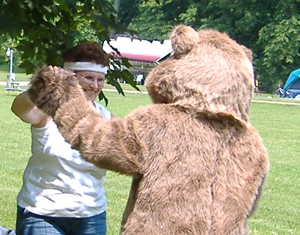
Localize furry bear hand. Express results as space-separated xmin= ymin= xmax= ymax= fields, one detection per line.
xmin=28 ymin=65 xmax=80 ymax=117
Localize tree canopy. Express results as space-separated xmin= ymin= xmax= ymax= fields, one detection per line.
xmin=119 ymin=0 xmax=300 ymax=92
xmin=1 ymin=1 xmax=122 ymax=69
xmin=1 ymin=0 xmax=300 ymax=92
xmin=0 ymin=0 xmax=143 ymax=100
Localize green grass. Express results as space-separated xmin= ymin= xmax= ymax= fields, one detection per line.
xmin=0 ymin=86 xmax=151 ymax=233
xmin=0 ymin=85 xmax=299 ymax=234
xmin=0 ymin=70 xmax=31 ymax=82
xmin=248 ymin=103 xmax=300 ymax=234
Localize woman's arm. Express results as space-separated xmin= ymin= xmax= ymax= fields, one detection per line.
xmin=11 ymin=91 xmax=51 ymax=127
xmin=26 ymin=66 xmax=142 ymax=174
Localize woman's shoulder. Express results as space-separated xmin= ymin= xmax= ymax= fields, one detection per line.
xmin=93 ymin=101 xmax=112 ymax=120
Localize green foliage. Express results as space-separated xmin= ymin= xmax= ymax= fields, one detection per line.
xmin=0 ymin=0 xmax=142 ymax=97
xmin=258 ymin=16 xmax=300 ymax=90
xmin=0 ymin=0 xmax=124 ymax=72
xmin=120 ymin=0 xmax=300 ymax=93
xmin=0 ymin=37 xmax=20 ymax=68
xmin=127 ymin=1 xmax=173 ymax=41
xmin=117 ymin=0 xmax=141 ymax=29
xmin=2 ymin=0 xmax=300 ymax=93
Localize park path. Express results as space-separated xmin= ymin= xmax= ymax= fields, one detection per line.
xmin=251 ymin=99 xmax=300 ymax=106
xmin=1 ymin=82 xmax=300 ymax=106
xmin=102 ymin=88 xmax=300 ymax=106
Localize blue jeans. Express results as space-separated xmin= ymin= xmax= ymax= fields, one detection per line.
xmin=16 ymin=206 xmax=106 ymax=235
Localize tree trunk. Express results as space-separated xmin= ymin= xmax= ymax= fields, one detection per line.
xmin=109 ymin=0 xmax=121 ymax=38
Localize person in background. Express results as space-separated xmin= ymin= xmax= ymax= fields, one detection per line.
xmin=254 ymin=73 xmax=261 ymax=97
xmin=11 ymin=41 xmax=113 ymax=235
xmin=135 ymin=72 xmax=145 ymax=85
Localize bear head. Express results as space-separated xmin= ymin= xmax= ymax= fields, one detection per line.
xmin=145 ymin=25 xmax=254 ymax=122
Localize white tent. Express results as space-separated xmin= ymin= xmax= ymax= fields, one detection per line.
xmin=103 ymin=37 xmax=172 ymax=64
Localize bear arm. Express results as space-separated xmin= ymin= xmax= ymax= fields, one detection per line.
xmin=28 ymin=65 xmax=82 ymax=117
xmin=244 ymin=129 xmax=269 ymax=218
xmin=247 ymin=174 xmax=266 ymax=218
xmin=54 ymin=98 xmax=143 ymax=175
xmin=121 ymin=174 xmax=142 ymax=230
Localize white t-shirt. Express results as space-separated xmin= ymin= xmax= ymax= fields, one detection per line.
xmin=17 ymin=102 xmax=112 ymax=218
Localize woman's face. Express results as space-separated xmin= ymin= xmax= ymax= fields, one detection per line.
xmin=76 ymin=71 xmax=105 ymax=102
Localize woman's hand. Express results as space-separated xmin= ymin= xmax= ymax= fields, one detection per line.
xmin=28 ymin=65 xmax=80 ymax=117
xmin=49 ymin=65 xmax=75 ymax=80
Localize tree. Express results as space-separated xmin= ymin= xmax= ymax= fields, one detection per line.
xmin=3 ymin=0 xmax=300 ymax=93
xmin=256 ymin=6 xmax=300 ymax=90
xmin=0 ymin=0 xmax=140 ymax=102
xmin=1 ymin=1 xmax=119 ymax=70
xmin=124 ymin=0 xmax=300 ymax=92
xmin=109 ymin=0 xmax=161 ymax=38
xmin=124 ymin=0 xmax=181 ymax=41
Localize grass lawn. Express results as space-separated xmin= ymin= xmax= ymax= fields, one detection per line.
xmin=0 ymin=81 xmax=299 ymax=234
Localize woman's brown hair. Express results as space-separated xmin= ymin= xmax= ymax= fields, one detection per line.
xmin=61 ymin=41 xmax=109 ymax=66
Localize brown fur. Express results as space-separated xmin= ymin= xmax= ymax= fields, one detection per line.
xmin=28 ymin=25 xmax=269 ymax=234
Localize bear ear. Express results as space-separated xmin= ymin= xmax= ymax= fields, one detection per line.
xmin=170 ymin=25 xmax=199 ymax=58
xmin=240 ymin=45 xmax=253 ymax=63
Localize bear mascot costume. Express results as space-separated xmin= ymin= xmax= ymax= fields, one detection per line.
xmin=28 ymin=25 xmax=269 ymax=234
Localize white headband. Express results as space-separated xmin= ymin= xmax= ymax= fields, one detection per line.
xmin=63 ymin=62 xmax=108 ymax=74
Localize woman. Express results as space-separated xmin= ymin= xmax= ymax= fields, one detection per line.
xmin=11 ymin=42 xmax=113 ymax=235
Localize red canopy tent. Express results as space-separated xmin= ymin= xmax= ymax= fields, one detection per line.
xmin=103 ymin=37 xmax=172 ymax=64
xmin=109 ymin=52 xmax=161 ymax=64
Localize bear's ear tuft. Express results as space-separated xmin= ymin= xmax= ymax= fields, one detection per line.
xmin=170 ymin=25 xmax=199 ymax=58
xmin=240 ymin=45 xmax=253 ymax=63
